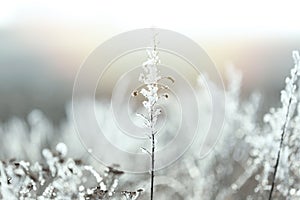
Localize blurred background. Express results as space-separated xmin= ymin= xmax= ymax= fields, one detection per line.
xmin=1 ymin=0 xmax=300 ymax=123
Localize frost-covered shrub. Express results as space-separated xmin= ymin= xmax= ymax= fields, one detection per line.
xmin=0 ymin=143 xmax=126 ymax=199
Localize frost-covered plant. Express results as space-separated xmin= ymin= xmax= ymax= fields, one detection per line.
xmin=230 ymin=51 xmax=300 ymax=200
xmin=194 ymin=66 xmax=261 ymax=200
xmin=132 ymin=38 xmax=174 ymax=200
xmin=0 ymin=143 xmax=126 ymax=199
xmin=266 ymin=51 xmax=300 ymax=199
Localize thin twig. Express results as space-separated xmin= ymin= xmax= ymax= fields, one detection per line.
xmin=268 ymin=99 xmax=292 ymax=199
xmin=150 ymin=108 xmax=155 ymax=200
xmin=268 ymin=74 xmax=297 ymax=200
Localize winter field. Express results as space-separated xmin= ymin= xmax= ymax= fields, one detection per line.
xmin=1 ymin=2 xmax=300 ymax=200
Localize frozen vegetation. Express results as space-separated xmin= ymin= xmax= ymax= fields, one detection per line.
xmin=0 ymin=51 xmax=300 ymax=199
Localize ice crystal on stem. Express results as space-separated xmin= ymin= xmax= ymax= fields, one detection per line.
xmin=132 ymin=37 xmax=174 ymax=200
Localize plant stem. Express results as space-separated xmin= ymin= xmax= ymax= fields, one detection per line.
xmin=150 ymin=108 xmax=155 ymax=200
xmin=151 ymin=132 xmax=155 ymax=200
xmin=268 ymin=98 xmax=292 ymax=200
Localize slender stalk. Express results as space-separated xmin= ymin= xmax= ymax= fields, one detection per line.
xmin=268 ymin=89 xmax=294 ymax=200
xmin=268 ymin=52 xmax=300 ymax=199
xmin=150 ymin=133 xmax=155 ymax=200
xmin=150 ymin=108 xmax=155 ymax=200
xmin=133 ymin=37 xmax=173 ymax=199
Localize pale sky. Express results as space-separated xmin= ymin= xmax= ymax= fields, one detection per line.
xmin=1 ymin=0 xmax=300 ymax=37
